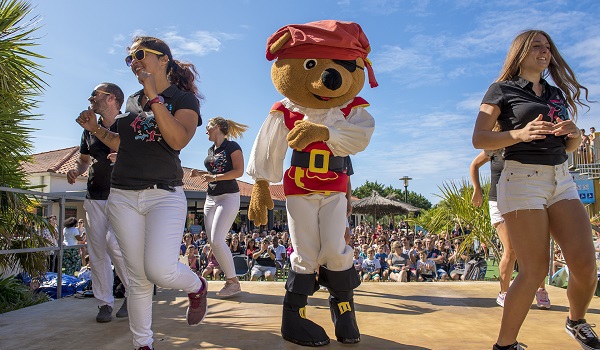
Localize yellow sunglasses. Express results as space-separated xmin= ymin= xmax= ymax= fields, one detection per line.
xmin=125 ymin=48 xmax=164 ymax=67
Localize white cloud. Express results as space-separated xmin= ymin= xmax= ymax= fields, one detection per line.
xmin=373 ymin=45 xmax=444 ymax=86
xmin=456 ymin=92 xmax=485 ymax=113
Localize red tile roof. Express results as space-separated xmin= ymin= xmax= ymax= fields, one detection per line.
xmin=23 ymin=146 xmax=286 ymax=201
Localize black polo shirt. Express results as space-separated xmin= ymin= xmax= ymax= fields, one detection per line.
xmin=204 ymin=139 xmax=241 ymax=196
xmin=111 ymin=85 xmax=201 ymax=190
xmin=482 ymin=77 xmax=569 ymax=165
xmin=79 ymin=118 xmax=119 ymax=200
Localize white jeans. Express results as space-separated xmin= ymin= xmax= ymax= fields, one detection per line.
xmin=204 ymin=192 xmax=240 ymax=279
xmin=108 ymin=187 xmax=201 ymax=349
xmin=83 ymin=199 xmax=129 ymax=308
xmin=286 ymin=192 xmax=353 ymax=273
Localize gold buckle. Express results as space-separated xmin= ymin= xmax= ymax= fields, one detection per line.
xmin=299 ymin=307 xmax=307 ymax=319
xmin=308 ymin=149 xmax=329 ymax=174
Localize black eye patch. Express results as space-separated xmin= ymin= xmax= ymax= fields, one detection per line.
xmin=332 ymin=59 xmax=363 ymax=72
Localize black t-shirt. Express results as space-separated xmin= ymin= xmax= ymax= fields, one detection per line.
xmin=426 ymin=248 xmax=445 ymax=270
xmin=204 ymin=139 xmax=241 ymax=196
xmin=255 ymin=249 xmax=276 ymax=267
xmin=481 ymin=77 xmax=569 ymax=165
xmin=79 ymin=119 xmax=119 ymax=200
xmin=111 ymin=85 xmax=201 ymax=190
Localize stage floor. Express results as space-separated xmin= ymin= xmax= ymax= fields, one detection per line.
xmin=1 ymin=281 xmax=598 ymax=349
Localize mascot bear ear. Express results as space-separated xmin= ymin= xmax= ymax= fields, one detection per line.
xmin=268 ymin=32 xmax=291 ymax=56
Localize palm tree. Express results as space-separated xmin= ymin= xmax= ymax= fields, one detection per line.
xmin=414 ymin=178 xmax=499 ymax=259
xmin=0 ymin=0 xmax=49 ymax=277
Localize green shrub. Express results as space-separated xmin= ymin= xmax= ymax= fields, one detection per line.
xmin=0 ymin=275 xmax=50 ymax=314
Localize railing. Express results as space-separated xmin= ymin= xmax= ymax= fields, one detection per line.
xmin=0 ymin=186 xmax=85 ymax=299
xmin=568 ymin=143 xmax=600 ymax=179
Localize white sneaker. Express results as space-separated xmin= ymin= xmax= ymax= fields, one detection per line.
xmin=216 ymin=280 xmax=241 ymax=298
xmin=496 ymin=292 xmax=507 ymax=307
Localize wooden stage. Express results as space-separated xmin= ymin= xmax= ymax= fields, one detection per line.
xmin=1 ymin=281 xmax=598 ymax=349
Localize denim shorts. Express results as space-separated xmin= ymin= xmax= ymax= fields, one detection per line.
xmin=497 ymin=160 xmax=579 ymax=215
xmin=488 ymin=201 xmax=504 ymax=225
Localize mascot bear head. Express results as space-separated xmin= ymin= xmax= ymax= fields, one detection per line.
xmin=266 ymin=20 xmax=377 ymax=109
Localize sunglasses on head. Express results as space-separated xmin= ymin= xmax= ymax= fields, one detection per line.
xmin=91 ymin=90 xmax=111 ymax=97
xmin=125 ymin=48 xmax=165 ymax=67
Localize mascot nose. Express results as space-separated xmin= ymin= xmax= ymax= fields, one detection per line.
xmin=322 ymin=68 xmax=342 ymax=91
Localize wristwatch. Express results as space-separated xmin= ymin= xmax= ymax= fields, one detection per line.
xmin=148 ymin=95 xmax=164 ymax=106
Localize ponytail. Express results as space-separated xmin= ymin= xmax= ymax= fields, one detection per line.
xmin=168 ymin=59 xmax=203 ymax=99
xmin=208 ymin=117 xmax=249 ymax=139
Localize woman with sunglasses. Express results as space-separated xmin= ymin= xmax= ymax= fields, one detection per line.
xmin=77 ymin=36 xmax=205 ymax=350
xmin=473 ymin=30 xmax=598 ymax=350
xmin=191 ymin=117 xmax=248 ymax=298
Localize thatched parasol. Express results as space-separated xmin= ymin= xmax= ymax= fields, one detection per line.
xmin=351 ymin=190 xmax=421 ymax=224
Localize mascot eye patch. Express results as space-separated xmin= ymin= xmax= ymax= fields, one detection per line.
xmin=304 ymin=59 xmax=317 ymax=70
xmin=332 ymin=59 xmax=363 ymax=72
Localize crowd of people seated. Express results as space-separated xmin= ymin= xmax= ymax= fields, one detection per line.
xmin=178 ymin=219 xmax=496 ymax=284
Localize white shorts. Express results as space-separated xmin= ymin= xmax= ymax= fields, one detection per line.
xmin=497 ymin=160 xmax=579 ymax=215
xmin=488 ymin=201 xmax=504 ymax=226
xmin=251 ymin=265 xmax=276 ymax=277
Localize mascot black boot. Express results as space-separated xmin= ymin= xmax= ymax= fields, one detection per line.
xmin=281 ymin=271 xmax=330 ymax=347
xmin=319 ymin=266 xmax=361 ymax=344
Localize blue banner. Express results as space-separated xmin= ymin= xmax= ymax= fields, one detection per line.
xmin=571 ymin=172 xmax=596 ymax=204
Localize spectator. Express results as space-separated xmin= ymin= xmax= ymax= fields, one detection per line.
xmin=448 ymin=241 xmax=469 ymax=281
xmin=202 ymin=245 xmax=222 ymax=281
xmin=359 ymin=244 xmax=369 ymax=259
xmin=352 ymin=247 xmax=364 ymax=275
xmin=451 ymin=223 xmax=463 ymax=237
xmin=62 ymin=217 xmax=84 ymax=276
xmin=375 ymin=245 xmax=389 ymax=281
xmin=424 ymin=238 xmax=449 ymax=281
xmin=189 ymin=218 xmax=202 ymax=236
xmin=246 ymin=238 xmax=257 ymax=259
xmin=180 ymin=233 xmax=197 ymax=256
xmin=229 ymin=236 xmax=245 ymax=257
xmin=250 ymin=238 xmax=277 ymax=281
xmin=42 ymin=215 xmax=59 ymax=273
xmin=590 ymin=126 xmax=598 ymax=162
xmin=196 ymin=231 xmax=208 ymax=248
xmin=361 ymin=248 xmax=381 ymax=282
xmin=270 ymin=238 xmax=287 ymax=269
xmin=417 ymin=250 xmax=436 ymax=281
xmin=186 ymin=245 xmax=201 ymax=276
xmin=388 ymin=241 xmax=411 ymax=282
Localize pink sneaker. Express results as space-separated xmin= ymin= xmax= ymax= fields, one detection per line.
xmin=186 ymin=277 xmax=208 ymax=325
xmin=496 ymin=292 xmax=507 ymax=307
xmin=535 ymin=288 xmax=551 ymax=309
xmin=216 ymin=279 xmax=241 ymax=298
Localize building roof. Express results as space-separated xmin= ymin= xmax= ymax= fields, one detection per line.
xmin=22 ymin=146 xmax=286 ymax=201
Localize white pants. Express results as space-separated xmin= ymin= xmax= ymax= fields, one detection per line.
xmin=286 ymin=192 xmax=353 ymax=273
xmin=83 ymin=199 xmax=129 ymax=308
xmin=204 ymin=192 xmax=240 ymax=279
xmin=108 ymin=187 xmax=201 ymax=349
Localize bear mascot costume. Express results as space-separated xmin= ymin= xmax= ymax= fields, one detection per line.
xmin=246 ymin=20 xmax=377 ymax=346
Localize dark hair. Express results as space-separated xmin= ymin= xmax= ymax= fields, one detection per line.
xmin=99 ymin=82 xmax=125 ymax=109
xmin=64 ymin=217 xmax=78 ymax=228
xmin=129 ymin=36 xmax=203 ymax=100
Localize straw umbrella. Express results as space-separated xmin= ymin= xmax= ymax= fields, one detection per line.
xmin=351 ymin=190 xmax=421 ymax=226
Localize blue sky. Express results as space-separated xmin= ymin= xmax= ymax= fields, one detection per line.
xmin=27 ymin=0 xmax=600 ymax=204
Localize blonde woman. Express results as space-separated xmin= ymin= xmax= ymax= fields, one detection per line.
xmin=472 ymin=30 xmax=597 ymax=350
xmin=192 ymin=117 xmax=248 ymax=297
